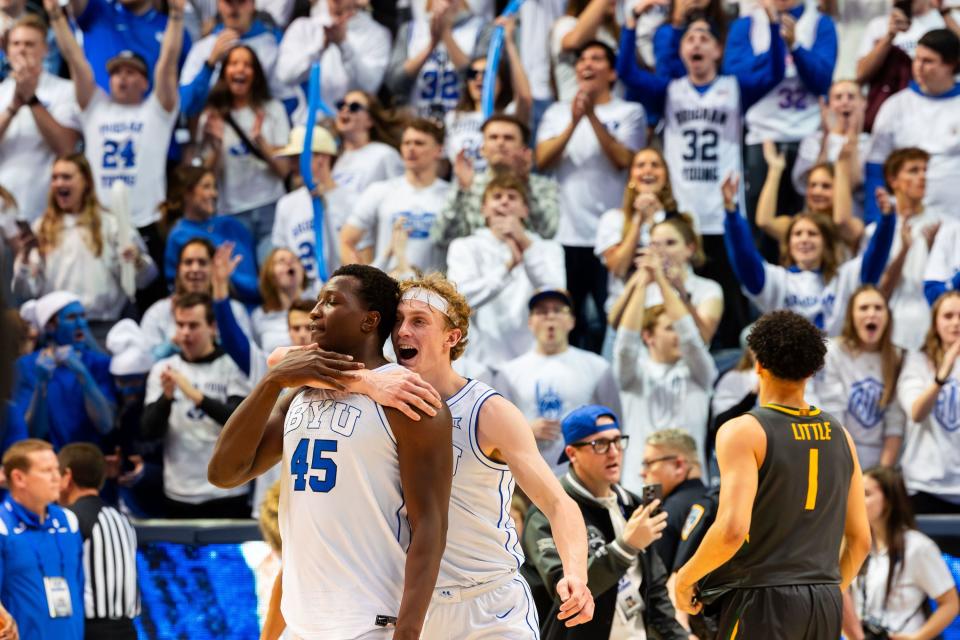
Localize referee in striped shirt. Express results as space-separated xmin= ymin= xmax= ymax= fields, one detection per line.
xmin=58 ymin=443 xmax=140 ymax=640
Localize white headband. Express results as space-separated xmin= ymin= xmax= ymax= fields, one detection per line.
xmin=401 ymin=287 xmax=450 ymax=317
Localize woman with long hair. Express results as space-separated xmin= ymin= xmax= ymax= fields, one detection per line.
xmin=199 ymin=44 xmax=290 ymax=262
xmin=331 ymin=90 xmax=405 ymax=197
xmin=844 ymin=467 xmax=959 ymax=639
xmin=251 ymin=247 xmax=309 ymax=355
xmin=818 ymin=285 xmax=905 ymax=470
xmin=600 ymin=148 xmax=723 ymax=343
xmin=160 ymin=165 xmax=259 ymax=305
xmin=896 ymin=290 xmax=960 ymax=514
xmin=11 ymin=154 xmax=156 ymax=335
xmin=444 ymin=17 xmax=532 ymax=169
xmin=551 ymin=0 xmax=619 ymax=102
xmin=723 ymin=173 xmax=895 ymax=336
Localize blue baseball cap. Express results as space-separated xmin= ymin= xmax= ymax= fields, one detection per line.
xmin=558 ymin=404 xmax=621 ymax=464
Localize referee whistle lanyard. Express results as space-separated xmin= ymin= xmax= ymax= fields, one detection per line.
xmin=301 ymin=62 xmax=330 ymax=283
xmin=480 ymin=0 xmax=527 ymax=119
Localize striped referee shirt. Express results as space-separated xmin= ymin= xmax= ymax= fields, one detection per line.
xmin=66 ymin=495 xmax=141 ymax=620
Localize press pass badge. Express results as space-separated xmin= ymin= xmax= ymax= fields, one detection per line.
xmin=43 ymin=577 xmax=73 ymax=618
xmin=615 ymin=574 xmax=644 ymax=621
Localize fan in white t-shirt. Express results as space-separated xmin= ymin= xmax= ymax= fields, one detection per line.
xmin=495 ymin=289 xmax=622 ymax=474
xmin=47 ymin=0 xmax=183 ymax=232
xmin=340 ymin=119 xmax=452 ymax=275
xmin=856 ymin=0 xmax=948 ymax=85
xmin=612 ymin=250 xmax=717 ymax=492
xmin=817 ymin=286 xmax=906 ymax=471
xmin=331 ymin=90 xmax=404 ymax=198
xmin=850 ymin=467 xmax=958 ymax=637
xmin=895 ymin=291 xmax=960 ymax=511
xmin=537 ymin=40 xmax=645 ymax=351
xmin=0 ymin=18 xmax=81 ymax=224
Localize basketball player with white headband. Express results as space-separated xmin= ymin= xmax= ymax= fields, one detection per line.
xmin=394 ymin=273 xmax=594 ymax=638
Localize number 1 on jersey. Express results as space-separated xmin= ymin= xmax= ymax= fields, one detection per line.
xmin=805 ymin=448 xmax=819 ymax=510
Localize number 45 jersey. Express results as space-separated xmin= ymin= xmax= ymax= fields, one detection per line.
xmin=663 ymin=75 xmax=743 ymax=236
xmin=700 ymin=404 xmax=854 ymax=595
xmin=279 ymin=364 xmax=408 ymax=640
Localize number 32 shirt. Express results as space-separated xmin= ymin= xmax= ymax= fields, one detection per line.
xmin=80 ymin=89 xmax=178 ymax=228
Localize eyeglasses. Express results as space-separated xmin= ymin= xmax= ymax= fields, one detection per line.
xmin=335 ymin=100 xmax=368 ymax=113
xmin=569 ymin=435 xmax=629 ymax=455
xmin=466 ymin=67 xmax=484 ymax=81
xmin=641 ymin=455 xmax=677 ymax=469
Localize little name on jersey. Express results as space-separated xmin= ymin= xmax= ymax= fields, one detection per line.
xmin=285 ymin=396 xmax=363 ymax=438
xmin=791 ymin=421 xmax=833 ymax=441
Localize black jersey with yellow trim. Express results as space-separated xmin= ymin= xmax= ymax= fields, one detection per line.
xmin=699 ymin=403 xmax=854 ymax=594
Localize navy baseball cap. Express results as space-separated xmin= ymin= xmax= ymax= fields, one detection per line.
xmin=528 ymin=288 xmax=574 ymax=313
xmin=558 ymin=404 xmax=621 ymax=464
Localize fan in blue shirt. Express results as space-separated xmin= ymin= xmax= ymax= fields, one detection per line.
xmin=0 ymin=440 xmax=84 ymax=640
xmin=13 ymin=293 xmax=116 ymax=450
xmin=69 ymin=0 xmax=192 ymax=92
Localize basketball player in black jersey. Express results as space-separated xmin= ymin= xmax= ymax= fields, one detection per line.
xmin=675 ymin=310 xmax=871 ymax=639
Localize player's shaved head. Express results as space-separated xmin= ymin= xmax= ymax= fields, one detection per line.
xmin=747 ymin=310 xmax=827 ymax=381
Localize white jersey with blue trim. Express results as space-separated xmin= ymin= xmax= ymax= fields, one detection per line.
xmin=663 ymin=75 xmax=744 ymax=235
xmin=279 ymin=364 xmax=408 ymax=639
xmin=440 ymin=378 xmax=525 ymax=588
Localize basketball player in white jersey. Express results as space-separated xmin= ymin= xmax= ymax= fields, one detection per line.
xmin=208 ymin=264 xmax=454 ymax=640
xmin=392 ymin=273 xmax=595 ymax=638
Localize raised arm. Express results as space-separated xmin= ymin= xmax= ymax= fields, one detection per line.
xmin=480 ymin=396 xmax=594 ymax=627
xmin=207 ymin=348 xmax=362 ymax=488
xmin=833 ymin=136 xmax=865 ymax=247
xmin=754 ymin=141 xmax=793 ymax=242
xmin=859 ymin=196 xmax=896 ymax=285
xmin=789 ymin=14 xmax=836 ymax=97
xmin=674 ymin=415 xmax=764 ymax=614
xmin=559 ymin=0 xmax=610 ymax=51
xmin=44 ymin=0 xmax=95 ymax=109
xmin=155 ymin=0 xmax=186 ymax=113
xmin=388 ymin=404 xmax=453 ymax=640
xmin=615 ymin=27 xmax=669 ymax=114
xmin=499 ymin=16 xmax=532 ymax=125
xmin=722 ymin=176 xmax=767 ymax=295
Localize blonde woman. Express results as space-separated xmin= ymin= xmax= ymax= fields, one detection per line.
xmin=12 ymin=154 xmax=156 ymax=337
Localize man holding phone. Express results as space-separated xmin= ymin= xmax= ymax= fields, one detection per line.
xmin=523 ymin=404 xmax=688 ymax=640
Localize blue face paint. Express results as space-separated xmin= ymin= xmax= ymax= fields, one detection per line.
xmin=51 ymin=302 xmax=90 ymax=347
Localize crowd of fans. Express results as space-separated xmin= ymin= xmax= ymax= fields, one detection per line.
xmin=1 ymin=0 xmax=960 ymax=635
